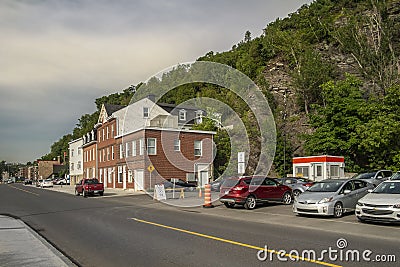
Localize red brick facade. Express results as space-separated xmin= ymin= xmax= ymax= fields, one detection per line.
xmin=97 ymin=119 xmax=118 ymax=188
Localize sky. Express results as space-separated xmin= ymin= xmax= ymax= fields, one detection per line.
xmin=0 ymin=0 xmax=313 ymax=163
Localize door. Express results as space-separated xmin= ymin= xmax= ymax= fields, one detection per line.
xmin=314 ymin=164 xmax=323 ymax=181
xmin=196 ymin=164 xmax=209 ymax=187
xmin=123 ymin=165 xmax=127 ymax=190
xmin=135 ymin=170 xmax=144 ymax=191
xmin=339 ymin=181 xmax=357 ymax=210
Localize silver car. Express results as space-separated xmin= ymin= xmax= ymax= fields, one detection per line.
xmin=356 ymin=180 xmax=400 ymax=223
xmin=293 ymin=179 xmax=373 ymax=218
xmin=352 ymin=170 xmax=392 ymax=187
xmin=275 ymin=177 xmax=314 ymax=197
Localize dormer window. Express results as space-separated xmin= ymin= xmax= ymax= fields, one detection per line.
xmin=195 ymin=110 xmax=203 ymax=124
xmin=143 ymin=107 xmax=149 ymax=118
xmin=179 ymin=109 xmax=186 ymax=121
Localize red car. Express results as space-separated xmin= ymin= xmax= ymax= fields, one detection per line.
xmin=219 ymin=176 xmax=293 ymax=209
xmin=75 ymin=178 xmax=104 ymax=197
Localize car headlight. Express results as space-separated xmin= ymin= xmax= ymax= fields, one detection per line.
xmin=357 ymin=202 xmax=364 ymax=206
xmin=318 ymin=197 xmax=333 ymax=204
xmin=392 ymin=204 xmax=400 ymax=209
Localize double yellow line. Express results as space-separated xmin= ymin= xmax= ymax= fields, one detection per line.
xmin=8 ymin=185 xmax=40 ymax=196
xmin=131 ymin=217 xmax=342 ymax=267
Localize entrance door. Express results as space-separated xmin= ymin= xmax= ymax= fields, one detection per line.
xmin=135 ymin=170 xmax=144 ymax=191
xmin=314 ymin=164 xmax=323 ymax=181
xmin=196 ymin=164 xmax=209 ymax=187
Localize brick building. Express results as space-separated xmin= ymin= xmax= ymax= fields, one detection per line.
xmin=82 ymin=129 xmax=98 ymax=180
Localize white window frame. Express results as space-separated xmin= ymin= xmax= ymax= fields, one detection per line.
xmin=107 ymin=147 xmax=110 ymax=161
xmin=111 ymin=124 xmax=114 ymax=137
xmin=179 ymin=109 xmax=186 ymax=121
xmin=194 ymin=140 xmax=202 ymax=156
xmin=118 ymin=166 xmax=123 ymax=183
xmin=128 ymin=170 xmax=133 ymax=183
xmin=195 ymin=110 xmax=203 ymax=124
xmin=70 ymin=163 xmax=74 ymax=171
xmin=132 ymin=140 xmax=137 ymax=156
xmin=143 ymin=107 xmax=149 ymax=118
xmin=107 ymin=126 xmax=109 ymax=139
xmin=120 ymin=144 xmax=124 ymax=159
xmin=174 ymin=139 xmax=180 ymax=151
xmin=112 ymin=145 xmax=115 ymax=160
xmin=126 ymin=142 xmax=130 ymax=157
xmin=139 ymin=138 xmax=144 ymax=155
xmin=71 ymin=149 xmax=74 ymax=157
xmin=147 ymin=138 xmax=157 ymax=155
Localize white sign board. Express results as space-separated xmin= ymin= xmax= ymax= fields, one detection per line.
xmin=154 ymin=184 xmax=166 ymax=201
xmin=238 ymin=152 xmax=245 ymax=174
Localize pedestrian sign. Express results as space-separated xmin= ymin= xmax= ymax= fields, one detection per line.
xmin=147 ymin=165 xmax=155 ymax=172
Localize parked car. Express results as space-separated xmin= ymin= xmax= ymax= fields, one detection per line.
xmin=75 ymin=178 xmax=104 ymax=197
xmin=162 ymin=179 xmax=197 ymax=191
xmin=275 ymin=177 xmax=314 ymax=197
xmin=390 ymin=171 xmax=400 ymax=180
xmin=54 ymin=178 xmax=68 ymax=185
xmin=41 ymin=179 xmax=54 ymax=188
xmin=355 ymin=180 xmax=400 ymax=223
xmin=36 ymin=179 xmax=43 ymax=187
xmin=6 ymin=179 xmax=14 ymax=184
xmin=210 ymin=177 xmax=227 ymax=192
xmin=219 ymin=176 xmax=293 ymax=209
xmin=293 ymin=179 xmax=373 ymax=218
xmin=352 ymin=170 xmax=392 ymax=187
xmin=24 ymin=179 xmax=33 ymax=185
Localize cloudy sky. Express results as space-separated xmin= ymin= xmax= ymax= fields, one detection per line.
xmin=0 ymin=0 xmax=312 ymax=163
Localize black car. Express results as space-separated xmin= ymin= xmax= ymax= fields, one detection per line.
xmin=24 ymin=179 xmax=33 ymax=185
xmin=162 ymin=179 xmax=197 ymax=191
xmin=210 ymin=177 xmax=227 ymax=192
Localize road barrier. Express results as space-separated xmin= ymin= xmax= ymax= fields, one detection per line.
xmin=198 ymin=187 xmax=202 ymax=198
xmin=203 ymin=184 xmax=214 ymax=208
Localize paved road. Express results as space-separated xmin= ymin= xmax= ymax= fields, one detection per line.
xmin=1 ymin=183 xmax=399 ymax=267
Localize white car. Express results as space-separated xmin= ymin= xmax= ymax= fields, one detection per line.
xmin=356 ymin=180 xmax=400 ymax=223
xmin=41 ymin=179 xmax=54 ymax=188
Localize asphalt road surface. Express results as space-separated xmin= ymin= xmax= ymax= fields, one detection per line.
xmin=1 ymin=183 xmax=399 ymax=267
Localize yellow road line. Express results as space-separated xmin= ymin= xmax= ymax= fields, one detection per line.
xmin=8 ymin=185 xmax=40 ymax=196
xmin=131 ymin=217 xmax=342 ymax=267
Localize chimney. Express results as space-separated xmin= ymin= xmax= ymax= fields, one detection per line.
xmin=57 ymin=156 xmax=61 ymax=164
xmin=147 ymin=94 xmax=156 ymax=102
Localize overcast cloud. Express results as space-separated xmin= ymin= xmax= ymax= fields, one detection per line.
xmin=0 ymin=0 xmax=312 ymax=163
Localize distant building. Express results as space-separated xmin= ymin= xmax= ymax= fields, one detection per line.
xmin=28 ymin=166 xmax=38 ymax=180
xmin=292 ymin=155 xmax=345 ymax=181
xmin=68 ymin=138 xmax=84 ymax=185
xmin=82 ymin=128 xmax=98 ymax=180
xmin=38 ymin=157 xmax=66 ymax=180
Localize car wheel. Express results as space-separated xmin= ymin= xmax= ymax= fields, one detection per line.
xmin=99 ymin=191 xmax=104 ymax=196
xmin=282 ymin=192 xmax=292 ymax=205
xmin=224 ymin=202 xmax=235 ymax=208
xmin=333 ymin=202 xmax=343 ymax=218
xmin=357 ymin=217 xmax=365 ymax=223
xmin=83 ymin=190 xmax=87 ymax=198
xmin=244 ymin=195 xmax=256 ymax=210
xmin=293 ymin=190 xmax=302 ymax=198
xmin=75 ymin=189 xmax=80 ymax=196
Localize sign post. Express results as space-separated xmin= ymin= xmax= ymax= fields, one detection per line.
xmin=147 ymin=165 xmax=155 ymax=190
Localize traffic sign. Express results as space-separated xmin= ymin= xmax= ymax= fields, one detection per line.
xmin=147 ymin=165 xmax=155 ymax=172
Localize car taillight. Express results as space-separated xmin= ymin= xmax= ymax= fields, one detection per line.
xmin=232 ymin=186 xmax=245 ymax=191
xmin=303 ymin=183 xmax=313 ymax=187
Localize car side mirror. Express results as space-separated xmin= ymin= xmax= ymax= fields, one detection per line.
xmin=367 ymin=189 xmax=373 ymax=193
xmin=377 ymin=176 xmax=383 ymax=179
xmin=343 ymin=189 xmax=351 ymax=195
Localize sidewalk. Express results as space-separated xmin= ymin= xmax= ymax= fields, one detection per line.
xmin=0 ymin=215 xmax=76 ymax=267
xmin=41 ymin=184 xmax=146 ymax=197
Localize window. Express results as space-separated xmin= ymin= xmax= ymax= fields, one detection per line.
xmin=102 ymin=129 xmax=105 ymax=142
xmin=132 ymin=141 xmax=136 ymax=156
xmin=111 ymin=125 xmax=114 ymax=137
xmin=128 ymin=170 xmax=133 ymax=183
xmin=92 ymin=148 xmax=95 ymax=161
xmin=99 ymin=169 xmax=103 ymax=183
xmin=174 ymin=139 xmax=180 ymax=151
xmin=120 ymin=144 xmax=124 ymax=159
xmin=108 ymin=168 xmax=112 ymax=183
xmin=70 ymin=163 xmax=74 ymax=171
xmin=77 ymin=161 xmax=81 ymax=170
xmin=194 ymin=140 xmax=202 ymax=156
xmin=147 ymin=138 xmax=157 ymax=155
xmin=112 ymin=145 xmax=115 ymax=160
xmin=179 ymin=109 xmax=186 ymax=121
xmin=78 ymin=148 xmax=81 ymax=155
xmin=126 ymin=142 xmax=130 ymax=157
xmin=195 ymin=110 xmax=203 ymax=124
xmin=295 ymin=166 xmax=309 ymax=178
xmin=107 ymin=147 xmax=110 ymax=161
xmin=103 ymin=149 xmax=105 ymax=162
xmin=118 ymin=166 xmax=123 ymax=183
xmin=330 ymin=165 xmax=340 ymax=178
xmin=71 ymin=149 xmax=74 ymax=157
xmin=107 ymin=126 xmax=109 ymax=139
xmin=139 ymin=139 xmax=144 ymax=155
xmin=143 ymin=107 xmax=149 ymax=118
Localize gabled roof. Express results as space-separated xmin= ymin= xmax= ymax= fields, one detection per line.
xmin=158 ymin=103 xmax=203 ymax=112
xmin=98 ymin=104 xmax=126 ymax=124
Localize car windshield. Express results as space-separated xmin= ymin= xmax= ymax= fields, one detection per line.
xmin=354 ymin=172 xmax=376 ymax=179
xmin=307 ymin=181 xmax=344 ymax=192
xmin=390 ymin=172 xmax=400 ymax=180
xmin=250 ymin=177 xmax=264 ymax=185
xmin=86 ymin=179 xmax=99 ymax=184
xmin=372 ymin=182 xmax=400 ymax=194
